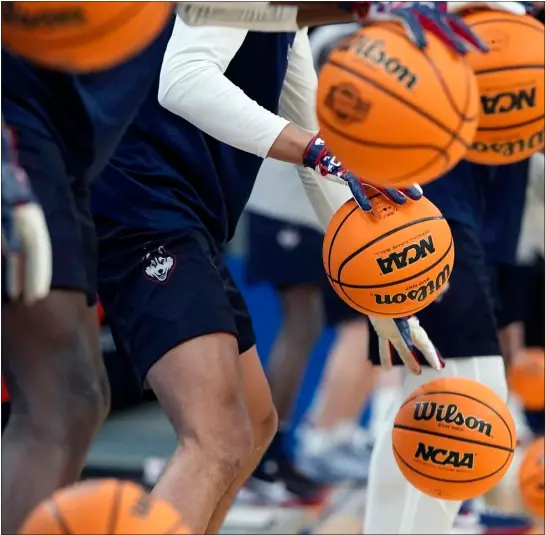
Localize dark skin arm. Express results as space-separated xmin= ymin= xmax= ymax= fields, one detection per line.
xmin=280 ymin=2 xmax=356 ymax=26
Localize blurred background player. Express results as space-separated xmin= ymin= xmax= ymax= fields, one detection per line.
xmin=245 ymin=159 xmax=376 ymax=503
xmin=1 ymin=5 xmax=175 ymax=531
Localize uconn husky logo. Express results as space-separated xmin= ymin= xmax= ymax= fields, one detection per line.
xmin=377 ymin=235 xmax=435 ymax=275
xmin=143 ymin=246 xmax=175 ymax=283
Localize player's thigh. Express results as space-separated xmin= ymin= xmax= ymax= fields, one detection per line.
xmin=369 ymin=221 xmax=501 ymax=366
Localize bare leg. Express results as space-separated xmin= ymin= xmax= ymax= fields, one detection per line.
xmin=267 ymin=285 xmax=323 ymax=422
xmin=312 ymin=318 xmax=377 ymax=429
xmin=1 ymin=293 xmax=109 ymax=533
xmin=148 ymin=334 xmax=260 ymax=533
xmin=206 ymin=346 xmax=277 ymax=534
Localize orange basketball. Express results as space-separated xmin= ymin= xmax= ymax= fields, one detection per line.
xmin=316 ymin=24 xmax=479 ymax=188
xmin=2 ymin=2 xmax=173 ymax=72
xmin=20 ymin=479 xmax=191 ymax=534
xmin=322 ymin=190 xmax=454 ymax=318
xmin=508 ymin=348 xmax=545 ymax=411
xmin=393 ymin=377 xmax=516 ymax=501
xmin=519 ymin=437 xmax=545 ymax=518
xmin=463 ymin=11 xmax=545 ymax=165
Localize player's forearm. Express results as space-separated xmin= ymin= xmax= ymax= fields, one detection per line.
xmin=267 ymin=123 xmax=314 ymax=164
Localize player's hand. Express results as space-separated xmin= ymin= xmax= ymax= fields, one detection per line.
xmin=362 ymin=2 xmax=489 ymax=55
xmin=369 ymin=315 xmax=445 ymax=375
xmin=303 ymin=133 xmax=423 ymax=212
xmin=447 ymin=2 xmax=538 ymax=16
xmin=2 ymin=123 xmax=52 ymax=305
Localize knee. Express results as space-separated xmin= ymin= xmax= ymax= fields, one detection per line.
xmin=253 ymin=404 xmax=278 ymax=452
xmin=186 ymin=396 xmax=255 ymax=486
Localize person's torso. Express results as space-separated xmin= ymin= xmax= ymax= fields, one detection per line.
xmin=1 ymin=19 xmax=173 ymax=182
xmin=92 ymin=31 xmax=295 ymax=245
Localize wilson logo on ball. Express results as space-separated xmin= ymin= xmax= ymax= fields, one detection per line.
xmin=472 ymin=129 xmax=544 ymax=158
xmin=413 ymin=402 xmax=492 ymax=437
xmin=481 ymin=87 xmax=536 ymax=115
xmin=414 ymin=442 xmax=475 ymax=469
xmin=2 ymin=2 xmax=85 ymax=27
xmin=376 ymin=235 xmax=435 ymax=275
xmin=373 ymin=263 xmax=450 ymax=305
xmin=340 ymin=35 xmax=418 ymax=91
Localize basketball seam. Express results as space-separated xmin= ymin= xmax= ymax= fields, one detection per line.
xmin=107 ymin=479 xmax=125 ymax=534
xmin=398 ymin=390 xmax=514 ymax=450
xmin=326 ymin=203 xmax=359 ymax=278
xmin=393 ymin=423 xmax=514 ymax=452
xmin=468 ymin=17 xmax=544 ymax=32
xmin=474 ymin=64 xmax=544 ymax=75
xmin=328 ymin=237 xmax=453 ymax=289
xmin=478 ymin=114 xmax=545 ymax=132
xmin=393 ymin=444 xmax=513 ymax=485
xmin=49 ymin=499 xmax=74 ymax=535
xmin=327 ymin=59 xmax=472 ymax=148
xmin=29 ymin=3 xmax=152 ymax=48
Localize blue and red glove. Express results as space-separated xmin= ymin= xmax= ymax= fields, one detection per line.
xmin=303 ymin=133 xmax=423 ymax=212
xmin=2 ymin=121 xmax=52 ymax=304
xmin=339 ymin=1 xmax=489 ymax=54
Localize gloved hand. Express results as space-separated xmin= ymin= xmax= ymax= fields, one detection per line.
xmin=447 ymin=2 xmax=539 ymax=15
xmin=2 ymin=122 xmax=52 ymax=305
xmin=303 ymin=133 xmax=423 ymax=212
xmin=341 ymin=1 xmax=489 ymax=55
xmin=369 ymin=315 xmax=445 ymax=375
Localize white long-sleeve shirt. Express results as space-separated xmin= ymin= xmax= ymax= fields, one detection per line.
xmin=158 ymin=16 xmax=351 ymax=231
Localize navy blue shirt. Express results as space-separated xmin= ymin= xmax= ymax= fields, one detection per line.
xmin=1 ymin=21 xmax=173 ymax=182
xmin=92 ymin=31 xmax=295 ymax=245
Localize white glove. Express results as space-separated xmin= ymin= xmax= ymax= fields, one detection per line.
xmin=2 ymin=124 xmax=52 ymax=305
xmin=368 ymin=315 xmax=444 ymax=375
xmin=447 ymin=2 xmax=531 ymax=15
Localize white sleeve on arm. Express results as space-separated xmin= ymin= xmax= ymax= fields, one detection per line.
xmin=158 ymin=16 xmax=289 ymax=158
xmin=279 ymin=29 xmax=351 ymax=231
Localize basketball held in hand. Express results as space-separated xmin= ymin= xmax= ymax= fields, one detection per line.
xmin=322 ymin=190 xmax=454 ymax=318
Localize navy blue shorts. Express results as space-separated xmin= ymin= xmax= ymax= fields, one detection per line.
xmin=95 ymin=218 xmax=256 ymax=382
xmin=245 ymin=212 xmax=362 ymax=327
xmin=369 ymin=221 xmax=501 ymax=366
xmin=1 ymin=21 xmax=172 ymax=305
xmin=488 ymin=262 xmax=526 ymax=330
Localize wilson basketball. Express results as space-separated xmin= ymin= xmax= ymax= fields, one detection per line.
xmin=508 ymin=348 xmax=545 ymax=411
xmin=20 ymin=480 xmax=190 ymax=534
xmin=519 ymin=437 xmax=545 ymax=518
xmin=316 ymin=24 xmax=479 ymax=188
xmin=322 ymin=190 xmax=454 ymax=318
xmin=463 ymin=11 xmax=545 ymax=165
xmin=393 ymin=377 xmax=516 ymax=501
xmin=2 ymin=2 xmax=173 ymax=72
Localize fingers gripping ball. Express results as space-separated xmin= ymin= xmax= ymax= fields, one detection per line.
xmin=316 ymin=24 xmax=479 ymax=188
xmin=322 ymin=192 xmax=454 ymax=318
xmin=464 ymin=11 xmax=545 ymax=164
xmin=508 ymin=347 xmax=545 ymax=411
xmin=519 ymin=437 xmax=545 ymax=519
xmin=393 ymin=377 xmax=516 ymax=501
xmin=1 ymin=2 xmax=173 ymax=72
xmin=19 ymin=479 xmax=191 ymax=534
